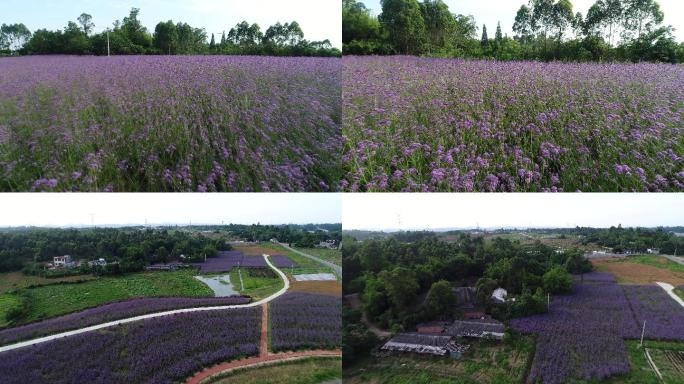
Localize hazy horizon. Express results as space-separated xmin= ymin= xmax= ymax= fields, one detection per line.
xmin=343 ymin=194 xmax=684 ymax=231
xmin=0 ymin=193 xmax=341 ymax=227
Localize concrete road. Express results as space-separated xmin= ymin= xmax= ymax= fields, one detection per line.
xmin=279 ymin=243 xmax=342 ymax=277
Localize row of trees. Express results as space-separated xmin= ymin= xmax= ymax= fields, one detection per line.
xmin=578 ymin=226 xmax=684 ymax=254
xmin=343 ymin=0 xmax=684 ymax=63
xmin=3 ymin=8 xmax=340 ymax=57
xmin=0 ymin=228 xmax=225 ymax=274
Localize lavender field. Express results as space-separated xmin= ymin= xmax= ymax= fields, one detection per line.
xmin=511 ymin=277 xmax=684 ymax=384
xmin=270 ymin=292 xmax=341 ymax=352
xmin=0 ymin=295 xmax=251 ymax=346
xmin=0 ymin=307 xmax=261 ymax=384
xmin=343 ymin=56 xmax=684 ymax=192
xmin=0 ymin=55 xmax=341 ymax=192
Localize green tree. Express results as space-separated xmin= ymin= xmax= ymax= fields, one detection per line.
xmin=380 ymin=0 xmax=426 ymax=54
xmin=77 ymin=13 xmax=95 ymax=35
xmin=623 ymin=0 xmax=663 ymax=39
xmin=343 ymin=0 xmax=382 ymax=44
xmin=513 ymin=4 xmax=534 ymax=42
xmin=475 ymin=277 xmax=498 ymax=304
xmin=420 ymin=0 xmax=456 ymax=53
xmin=228 ymin=21 xmax=264 ymax=46
xmin=0 ymin=23 xmax=31 ymax=52
xmin=209 ymin=33 xmax=215 ymax=51
xmin=480 ymin=24 xmax=489 ymax=47
xmin=378 ymin=266 xmax=419 ymax=309
xmin=495 ymin=21 xmax=503 ymax=47
xmin=263 ymin=21 xmax=303 ymax=47
xmin=424 ymin=280 xmax=455 ymax=319
xmin=153 ymin=21 xmax=178 ymax=54
xmin=542 ymin=266 xmax=572 ymax=294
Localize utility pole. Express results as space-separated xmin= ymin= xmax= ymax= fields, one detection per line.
xmin=107 ymin=29 xmax=110 ymax=57
xmin=640 ymin=321 xmax=646 ymax=347
xmin=547 ymin=293 xmax=550 ymax=311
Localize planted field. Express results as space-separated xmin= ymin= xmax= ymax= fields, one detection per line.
xmin=0 ymin=55 xmax=341 ymax=192
xmin=343 ymin=56 xmax=684 ymax=192
xmin=623 ymin=285 xmax=684 ymax=341
xmin=3 ymin=270 xmax=212 ymax=323
xmin=0 ymin=307 xmax=261 ymax=384
xmin=593 ymin=257 xmax=684 ymax=286
xmin=228 ymin=268 xmax=284 ymax=301
xmin=270 ymin=292 xmax=341 ymax=352
xmin=0 ymin=295 xmax=251 ymax=346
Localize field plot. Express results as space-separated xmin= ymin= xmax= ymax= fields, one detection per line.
xmin=209 ymin=356 xmax=342 ymax=384
xmin=270 ymin=292 xmax=341 ymax=352
xmin=0 ymin=307 xmax=261 ymax=384
xmin=623 ymin=285 xmax=684 ymax=341
xmin=0 ymin=295 xmax=251 ymax=346
xmin=343 ymin=56 xmax=684 ymax=192
xmin=593 ymin=256 xmax=684 ymax=285
xmin=0 ymin=55 xmax=341 ymax=192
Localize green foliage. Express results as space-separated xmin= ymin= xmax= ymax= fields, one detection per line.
xmin=343 ymin=0 xmax=683 ymax=63
xmin=542 ymin=266 xmax=573 ymax=294
xmin=423 ymin=280 xmax=455 ymax=319
xmin=19 ymin=270 xmax=212 ymax=323
xmin=16 ymin=9 xmax=339 ymax=57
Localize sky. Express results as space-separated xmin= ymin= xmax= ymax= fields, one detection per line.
xmin=1 ymin=0 xmax=342 ymax=48
xmin=362 ymin=0 xmax=684 ymax=42
xmin=343 ymin=194 xmax=684 ymax=231
xmin=0 ymin=193 xmax=341 ymax=227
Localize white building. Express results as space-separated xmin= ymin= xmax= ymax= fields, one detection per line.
xmin=53 ymin=255 xmax=75 ymax=268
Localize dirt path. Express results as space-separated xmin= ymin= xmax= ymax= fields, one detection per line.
xmin=260 ymin=303 xmax=268 ymax=357
xmin=344 ymin=293 xmax=390 ymax=338
xmin=185 ymin=350 xmax=342 ymax=384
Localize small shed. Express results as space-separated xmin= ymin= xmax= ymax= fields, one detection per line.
xmin=491 ymin=288 xmax=508 ymax=303
xmin=446 ymin=319 xmax=505 ymax=340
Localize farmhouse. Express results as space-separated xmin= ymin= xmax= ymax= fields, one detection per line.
xmin=145 ymin=262 xmax=185 ymax=271
xmin=446 ymin=318 xmax=505 ymax=340
xmin=452 ymin=286 xmax=477 ymax=309
xmin=317 ymin=240 xmax=337 ymax=249
xmin=381 ymin=333 xmax=453 ymax=356
xmin=88 ymin=258 xmax=107 ymax=267
xmin=416 ymin=321 xmax=450 ymax=334
xmin=53 ymin=255 xmax=76 ymax=269
xmin=647 ymin=248 xmax=660 ymax=254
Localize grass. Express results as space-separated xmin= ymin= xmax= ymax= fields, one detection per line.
xmin=228 ymin=268 xmax=284 ymax=301
xmin=208 ymin=356 xmax=342 ymax=384
xmin=0 ymin=294 xmax=20 ymax=327
xmin=623 ymin=255 xmax=684 ymax=273
xmin=0 ymin=271 xmax=96 ymax=293
xmin=3 ymin=269 xmax=213 ymax=323
xmin=675 ymin=288 xmax=684 ymax=301
xmin=344 ymin=336 xmax=533 ymax=384
xmin=292 ymin=248 xmax=341 ymax=267
xmin=261 ymin=243 xmax=335 ymax=275
xmin=595 ymin=340 xmax=684 ymax=384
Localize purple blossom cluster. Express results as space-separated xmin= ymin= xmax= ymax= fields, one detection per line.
xmin=0 ymin=55 xmax=341 ymax=192
xmin=343 ymin=56 xmax=684 ymax=192
xmin=270 ymin=292 xmax=341 ymax=352
xmin=622 ymin=285 xmax=684 ymax=341
xmin=193 ymin=251 xmax=296 ymax=272
xmin=0 ymin=295 xmax=251 ymax=346
xmin=0 ymin=307 xmax=261 ymax=384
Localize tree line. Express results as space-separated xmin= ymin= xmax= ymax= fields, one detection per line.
xmin=0 ymin=227 xmax=226 ymax=275
xmin=343 ymin=0 xmax=684 ymax=63
xmin=1 ymin=8 xmax=340 ymax=57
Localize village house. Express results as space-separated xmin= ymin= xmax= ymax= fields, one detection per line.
xmin=145 ymin=262 xmax=185 ymax=271
xmin=87 ymin=258 xmax=107 ymax=267
xmin=381 ymin=333 xmax=470 ymax=359
xmin=416 ymin=321 xmax=450 ymax=334
xmin=317 ymin=240 xmax=337 ymax=249
xmin=53 ymin=255 xmax=76 ymax=269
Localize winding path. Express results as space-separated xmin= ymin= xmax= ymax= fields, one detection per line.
xmin=656 ymin=282 xmax=684 ymax=309
xmin=279 ymin=243 xmax=341 ymax=277
xmin=0 ymin=254 xmax=289 ymax=354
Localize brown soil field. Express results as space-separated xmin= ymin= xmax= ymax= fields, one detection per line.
xmin=233 ymin=244 xmax=280 ymax=256
xmin=593 ymin=259 xmax=684 ymax=285
xmin=288 ymin=279 xmax=341 ymax=296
